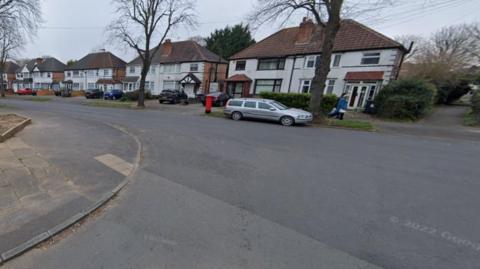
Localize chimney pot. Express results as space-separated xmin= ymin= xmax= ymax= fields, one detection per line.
xmin=162 ymin=39 xmax=173 ymax=56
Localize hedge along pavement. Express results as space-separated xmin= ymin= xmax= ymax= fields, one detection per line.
xmin=258 ymin=92 xmax=339 ymax=115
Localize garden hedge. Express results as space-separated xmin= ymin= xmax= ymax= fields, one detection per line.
xmin=258 ymin=92 xmax=339 ymax=115
xmin=472 ymin=91 xmax=480 ymax=121
xmin=374 ymin=79 xmax=436 ymax=120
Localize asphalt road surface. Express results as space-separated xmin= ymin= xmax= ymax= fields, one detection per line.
xmin=1 ymin=98 xmax=480 ymax=269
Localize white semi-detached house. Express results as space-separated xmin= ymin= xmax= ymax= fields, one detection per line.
xmin=64 ymin=50 xmax=126 ymax=91
xmin=14 ymin=57 xmax=66 ymax=92
xmin=227 ymin=18 xmax=408 ymax=109
xmin=124 ymin=39 xmax=227 ymax=97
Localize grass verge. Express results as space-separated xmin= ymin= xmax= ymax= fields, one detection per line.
xmin=204 ymin=110 xmax=226 ymax=118
xmin=23 ymin=96 xmax=52 ymax=102
xmin=84 ymin=100 xmax=136 ymax=109
xmin=464 ymin=109 xmax=479 ymax=127
xmin=325 ymin=119 xmax=376 ymax=132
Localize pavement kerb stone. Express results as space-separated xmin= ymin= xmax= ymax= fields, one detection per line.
xmin=0 ymin=117 xmax=32 ymax=143
xmin=0 ymin=122 xmax=143 ymax=265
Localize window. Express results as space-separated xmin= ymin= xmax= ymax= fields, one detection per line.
xmin=190 ymin=63 xmax=199 ymax=72
xmin=47 ymin=72 xmax=51 ymax=78
xmin=129 ymin=66 xmax=135 ymax=74
xmin=66 ymin=72 xmax=71 ymax=77
xmin=333 ymin=55 xmax=342 ymax=67
xmin=244 ymin=101 xmax=257 ymax=108
xmin=235 ymin=61 xmax=246 ymax=71
xmin=103 ymin=69 xmax=110 ymax=76
xmin=258 ymin=102 xmax=274 ymax=110
xmin=361 ymin=52 xmax=381 ymax=65
xmin=325 ymin=79 xmax=336 ymax=94
xmin=149 ymin=66 xmax=156 ymax=74
xmin=87 ymin=70 xmax=95 ymax=76
xmin=163 ymin=64 xmax=179 ymax=73
xmin=87 ymin=83 xmax=96 ymax=89
xmin=305 ymin=55 xmax=321 ymax=68
xmin=254 ymin=79 xmax=282 ymax=94
xmin=301 ymin=80 xmax=311 ymax=93
xmin=228 ymin=100 xmax=243 ymax=107
xmin=258 ymin=58 xmax=285 ymax=70
xmin=73 ymin=70 xmax=80 ymax=77
xmin=163 ymin=80 xmax=178 ymax=90
xmin=73 ymin=83 xmax=80 ymax=90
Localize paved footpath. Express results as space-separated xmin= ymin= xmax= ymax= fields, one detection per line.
xmin=0 ymin=109 xmax=139 ymax=262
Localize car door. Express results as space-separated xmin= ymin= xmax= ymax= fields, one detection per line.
xmin=242 ymin=101 xmax=258 ymax=119
xmin=257 ymin=102 xmax=278 ymax=121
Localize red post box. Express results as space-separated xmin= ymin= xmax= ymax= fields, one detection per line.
xmin=205 ymin=95 xmax=213 ymax=114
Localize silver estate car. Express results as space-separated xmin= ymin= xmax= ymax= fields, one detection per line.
xmin=224 ymin=98 xmax=313 ymax=126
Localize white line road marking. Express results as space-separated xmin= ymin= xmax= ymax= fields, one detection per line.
xmin=95 ymin=154 xmax=133 ymax=177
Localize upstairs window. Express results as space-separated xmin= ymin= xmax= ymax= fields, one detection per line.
xmin=47 ymin=72 xmax=51 ymax=78
xmin=129 ymin=66 xmax=135 ymax=74
xmin=361 ymin=52 xmax=381 ymax=65
xmin=190 ymin=63 xmax=199 ymax=72
xmin=235 ymin=60 xmax=246 ymax=71
xmin=257 ymin=58 xmax=285 ymax=70
xmin=333 ymin=55 xmax=342 ymax=67
xmin=305 ymin=56 xmax=321 ymax=68
xmin=103 ymin=69 xmax=110 ymax=76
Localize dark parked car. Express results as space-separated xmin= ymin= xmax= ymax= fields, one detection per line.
xmin=199 ymin=92 xmax=231 ymax=107
xmin=104 ymin=89 xmax=124 ymax=100
xmin=16 ymin=88 xmax=35 ymax=96
xmin=85 ymin=89 xmax=104 ymax=99
xmin=158 ymin=90 xmax=188 ymax=104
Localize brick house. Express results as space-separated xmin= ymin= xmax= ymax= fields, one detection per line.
xmin=125 ymin=39 xmax=227 ymax=97
xmin=14 ymin=57 xmax=67 ymax=92
xmin=64 ymin=50 xmax=126 ymax=91
xmin=227 ymin=18 xmax=408 ymax=109
xmin=1 ymin=61 xmax=20 ymax=92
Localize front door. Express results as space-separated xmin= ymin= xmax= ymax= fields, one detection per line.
xmin=349 ymin=86 xmax=359 ymax=107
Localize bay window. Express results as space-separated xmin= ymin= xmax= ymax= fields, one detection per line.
xmin=254 ymin=79 xmax=282 ymax=94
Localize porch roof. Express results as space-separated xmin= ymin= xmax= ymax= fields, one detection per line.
xmin=345 ymin=71 xmax=384 ymax=81
xmin=225 ymin=74 xmax=252 ymax=82
xmin=179 ymin=73 xmax=201 ymax=84
xmin=97 ymin=79 xmax=121 ymax=84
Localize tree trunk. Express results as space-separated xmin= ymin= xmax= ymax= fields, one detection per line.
xmin=0 ymin=70 xmax=5 ymax=98
xmin=309 ymin=0 xmax=343 ymax=122
xmin=138 ymin=68 xmax=147 ymax=108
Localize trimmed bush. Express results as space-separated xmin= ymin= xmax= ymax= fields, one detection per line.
xmin=258 ymin=92 xmax=339 ymax=115
xmin=472 ymin=91 xmax=480 ymax=121
xmin=123 ymin=90 xmax=153 ymax=101
xmin=258 ymin=92 xmax=310 ymax=110
xmin=374 ymin=79 xmax=436 ymax=120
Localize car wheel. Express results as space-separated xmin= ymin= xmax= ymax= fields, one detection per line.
xmin=231 ymin=111 xmax=243 ymax=121
xmin=112 ymin=96 xmax=116 ymax=100
xmin=280 ymin=116 xmax=295 ymax=126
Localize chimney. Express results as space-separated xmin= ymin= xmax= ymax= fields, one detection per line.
xmin=35 ymin=57 xmax=44 ymax=65
xmin=295 ymin=17 xmax=315 ymax=44
xmin=161 ymin=39 xmax=173 ymax=57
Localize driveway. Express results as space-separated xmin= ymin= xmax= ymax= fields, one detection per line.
xmin=1 ymin=97 xmax=480 ymax=269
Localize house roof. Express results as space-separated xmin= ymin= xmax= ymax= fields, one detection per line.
xmin=0 ymin=61 xmax=20 ymax=74
xmin=128 ymin=40 xmax=227 ymax=65
xmin=122 ymin=76 xmax=139 ymax=83
xmin=66 ymin=51 xmax=126 ymax=70
xmin=18 ymin=57 xmax=67 ymax=73
xmin=345 ymin=71 xmax=384 ymax=81
xmin=230 ymin=19 xmax=405 ymax=60
xmin=225 ymin=74 xmax=252 ymax=82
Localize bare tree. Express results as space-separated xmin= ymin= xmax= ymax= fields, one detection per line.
xmin=394 ymin=34 xmax=425 ymax=62
xmin=467 ymin=23 xmax=480 ymax=62
xmin=108 ymin=0 xmax=196 ymax=107
xmin=0 ymin=0 xmax=41 ymax=97
xmin=0 ymin=23 xmax=22 ymax=97
xmin=249 ymin=0 xmax=398 ymax=121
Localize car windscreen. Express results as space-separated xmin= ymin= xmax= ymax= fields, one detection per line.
xmin=271 ymin=101 xmax=288 ymax=110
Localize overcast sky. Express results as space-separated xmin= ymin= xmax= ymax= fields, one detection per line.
xmin=21 ymin=0 xmax=480 ymax=63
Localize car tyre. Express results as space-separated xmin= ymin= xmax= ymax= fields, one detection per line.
xmin=231 ymin=111 xmax=243 ymax=121
xmin=280 ymin=116 xmax=295 ymax=126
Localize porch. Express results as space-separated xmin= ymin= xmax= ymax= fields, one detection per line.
xmin=225 ymin=74 xmax=252 ymax=98
xmin=343 ymin=71 xmax=384 ymax=110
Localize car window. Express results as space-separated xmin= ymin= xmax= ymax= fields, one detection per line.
xmin=271 ymin=101 xmax=288 ymax=110
xmin=228 ymin=100 xmax=243 ymax=107
xmin=258 ymin=102 xmax=274 ymax=110
xmin=244 ymin=101 xmax=257 ymax=108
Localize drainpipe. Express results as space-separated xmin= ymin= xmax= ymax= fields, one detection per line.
xmin=395 ymin=42 xmax=414 ymax=80
xmin=287 ymin=57 xmax=296 ymax=93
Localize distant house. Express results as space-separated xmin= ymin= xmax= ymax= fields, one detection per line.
xmin=125 ymin=39 xmax=227 ymax=97
xmin=64 ymin=50 xmax=126 ymax=91
xmin=1 ymin=61 xmax=20 ymax=91
xmin=14 ymin=57 xmax=66 ymax=92
xmin=227 ymin=18 xmax=407 ymax=109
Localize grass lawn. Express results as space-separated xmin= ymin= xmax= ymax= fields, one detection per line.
xmin=324 ymin=119 xmax=376 ymax=132
xmin=204 ymin=110 xmax=226 ymax=118
xmin=84 ymin=100 xmax=137 ymax=109
xmin=464 ymin=109 xmax=479 ymax=127
xmin=23 ymin=96 xmax=52 ymax=102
